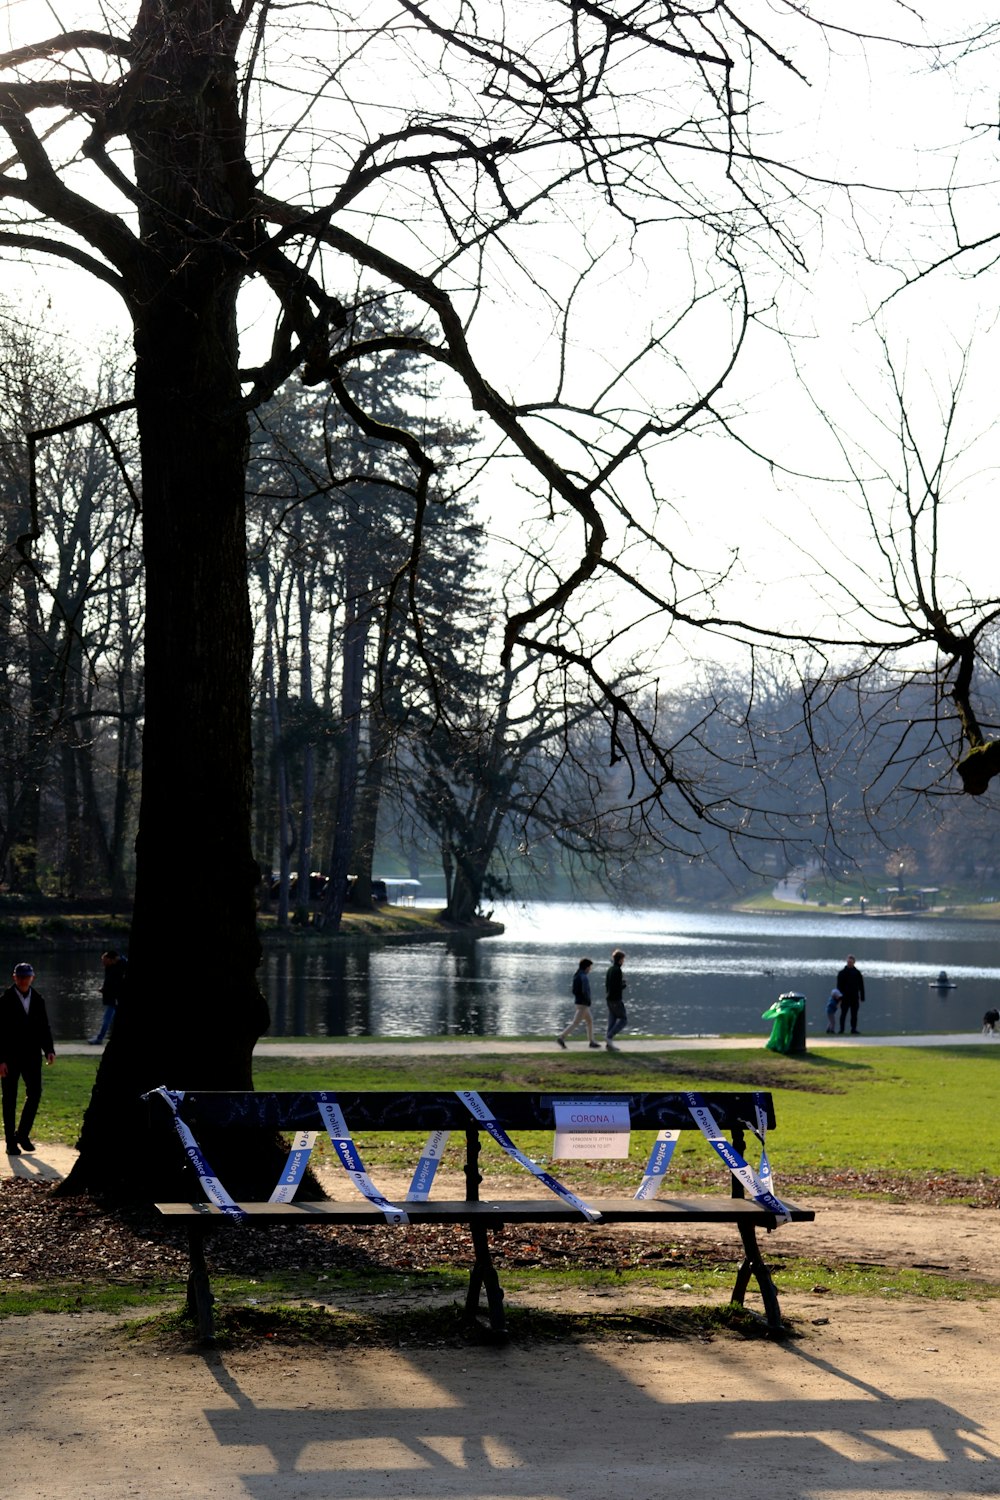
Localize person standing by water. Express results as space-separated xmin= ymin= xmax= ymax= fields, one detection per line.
xmin=0 ymin=962 xmax=56 ymax=1155
xmin=89 ymin=948 xmax=128 ymax=1045
xmin=555 ymin=959 xmax=601 ymax=1049
xmin=836 ymin=954 xmax=865 ymax=1035
xmin=605 ymin=948 xmax=628 ymax=1051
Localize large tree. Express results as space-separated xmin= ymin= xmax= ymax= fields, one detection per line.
xmin=0 ymin=2 xmax=967 ymax=1192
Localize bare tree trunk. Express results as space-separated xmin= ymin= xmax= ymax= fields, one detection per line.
xmin=63 ymin=7 xmax=269 ymax=1195
xmin=318 ymin=593 xmax=367 ymax=931
xmin=59 ymin=739 xmax=82 ymax=896
xmin=348 ymin=750 xmax=381 ymax=907
xmin=109 ymin=679 xmax=141 ymax=912
xmin=14 ymin=564 xmax=53 ymax=893
xmin=444 ymin=789 xmax=507 ymax=924
xmin=295 ymin=565 xmax=316 ymax=923
xmin=271 ymin=670 xmax=293 ymax=927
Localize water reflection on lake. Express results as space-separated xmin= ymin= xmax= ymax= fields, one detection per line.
xmin=262 ymin=901 xmax=1000 ymax=1039
xmin=25 ymin=901 xmax=1000 ymax=1040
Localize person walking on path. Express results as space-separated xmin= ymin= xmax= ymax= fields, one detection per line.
xmin=605 ymin=948 xmax=628 ymax=1051
xmin=89 ymin=949 xmax=127 ymax=1045
xmin=556 ymin=959 xmax=601 ymax=1049
xmin=836 ymin=955 xmax=865 ymax=1035
xmin=825 ymin=989 xmax=841 ymax=1034
xmin=0 ymin=962 xmax=56 ymax=1155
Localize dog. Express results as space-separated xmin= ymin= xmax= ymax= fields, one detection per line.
xmin=983 ymin=1009 xmax=1000 ymax=1035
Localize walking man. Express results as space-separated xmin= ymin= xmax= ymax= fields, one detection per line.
xmin=836 ymin=954 xmax=865 ymax=1035
xmin=0 ymin=962 xmax=56 ymax=1155
xmin=605 ymin=948 xmax=628 ymax=1051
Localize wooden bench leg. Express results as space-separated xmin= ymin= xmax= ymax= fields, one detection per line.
xmin=465 ymin=1220 xmax=507 ymax=1342
xmin=186 ymin=1226 xmax=216 ymax=1346
xmin=733 ymin=1220 xmax=783 ymax=1332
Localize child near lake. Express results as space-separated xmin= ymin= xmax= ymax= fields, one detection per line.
xmin=826 ymin=989 xmax=841 ymax=1034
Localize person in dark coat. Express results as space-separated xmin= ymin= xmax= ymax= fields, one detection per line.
xmin=89 ymin=949 xmax=127 ymax=1044
xmin=0 ymin=962 xmax=56 ymax=1155
xmin=605 ymin=948 xmax=628 ymax=1051
xmin=556 ymin=958 xmax=600 ymax=1048
xmin=836 ymin=954 xmax=865 ymax=1035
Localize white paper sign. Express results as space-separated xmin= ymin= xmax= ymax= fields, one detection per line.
xmin=553 ymin=1099 xmax=631 ymax=1159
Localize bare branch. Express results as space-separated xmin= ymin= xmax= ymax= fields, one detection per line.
xmin=0 ymin=230 xmax=127 ymax=292
xmin=0 ymin=31 xmax=131 ymax=69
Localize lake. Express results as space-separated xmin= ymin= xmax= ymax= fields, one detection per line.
xmin=23 ymin=902 xmax=1000 ymax=1040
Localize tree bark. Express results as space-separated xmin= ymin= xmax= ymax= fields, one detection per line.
xmin=62 ymin=2 xmax=269 ymax=1195
xmin=348 ymin=734 xmax=383 ymax=908
xmin=318 ymin=587 xmax=369 ymax=931
xmin=295 ymin=563 xmax=316 ymax=922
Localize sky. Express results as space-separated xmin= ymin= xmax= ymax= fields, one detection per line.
xmin=4 ymin=0 xmax=1000 ymax=684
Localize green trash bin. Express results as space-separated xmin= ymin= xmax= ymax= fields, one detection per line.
xmin=762 ymin=992 xmax=807 ymax=1054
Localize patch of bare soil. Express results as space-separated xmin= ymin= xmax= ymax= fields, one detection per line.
xmin=3 ymin=1171 xmax=999 ymax=1288
xmin=2 ymin=1170 xmax=999 ymax=1303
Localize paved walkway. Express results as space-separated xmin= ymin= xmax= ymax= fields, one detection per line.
xmin=54 ymin=1030 xmax=999 ymax=1059
xmin=1 ymin=1141 xmax=74 ymax=1182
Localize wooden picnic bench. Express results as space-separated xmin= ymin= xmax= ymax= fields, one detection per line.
xmin=149 ymin=1088 xmax=814 ymax=1343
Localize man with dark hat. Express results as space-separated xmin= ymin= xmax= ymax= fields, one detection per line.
xmin=0 ymin=963 xmax=56 ymax=1155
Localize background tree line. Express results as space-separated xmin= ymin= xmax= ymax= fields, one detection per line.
xmin=5 ymin=302 xmax=997 ymax=923
xmin=0 ymin=307 xmax=634 ymax=923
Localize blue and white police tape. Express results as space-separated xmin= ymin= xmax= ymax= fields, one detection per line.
xmin=634 ymin=1128 xmax=680 ymax=1200
xmin=406 ymin=1130 xmax=451 ymax=1201
xmin=269 ymin=1131 xmax=318 ymax=1203
xmin=684 ymin=1091 xmax=791 ymax=1223
xmin=750 ymin=1092 xmax=777 ymax=1195
xmin=147 ymin=1086 xmax=246 ymax=1221
xmin=456 ymin=1090 xmax=602 ymax=1222
xmin=314 ymin=1092 xmax=409 ymax=1224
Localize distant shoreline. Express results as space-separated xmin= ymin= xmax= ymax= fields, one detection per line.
xmin=0 ymin=903 xmax=504 ymax=951
xmin=734 ymin=899 xmax=1000 ymax=923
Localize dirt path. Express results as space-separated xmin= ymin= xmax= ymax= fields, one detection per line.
xmin=670 ymin=1197 xmax=998 ymax=1281
xmin=324 ymin=1165 xmax=1000 ymax=1283
xmin=4 ymin=1148 xmax=1000 ymax=1497
xmin=3 ymin=1292 xmax=998 ymax=1500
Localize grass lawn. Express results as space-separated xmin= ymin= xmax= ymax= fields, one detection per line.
xmin=11 ymin=1251 xmax=998 ymax=1330
xmin=255 ymin=1044 xmax=1000 ymax=1197
xmin=45 ymin=1043 xmax=1000 ymax=1198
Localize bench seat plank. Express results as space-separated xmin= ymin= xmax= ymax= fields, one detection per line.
xmin=156 ymin=1195 xmax=814 ymax=1227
